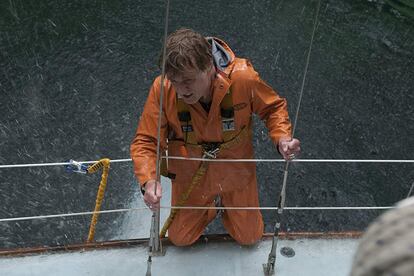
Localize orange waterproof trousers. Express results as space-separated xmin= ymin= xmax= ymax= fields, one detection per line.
xmin=168 ymin=168 xmax=264 ymax=246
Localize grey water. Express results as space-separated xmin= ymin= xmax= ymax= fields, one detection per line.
xmin=0 ymin=0 xmax=413 ymax=249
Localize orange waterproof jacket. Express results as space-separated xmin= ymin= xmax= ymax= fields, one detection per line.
xmin=131 ymin=38 xmax=292 ymax=194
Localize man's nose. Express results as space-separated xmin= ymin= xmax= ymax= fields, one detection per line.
xmin=176 ymin=84 xmax=190 ymax=93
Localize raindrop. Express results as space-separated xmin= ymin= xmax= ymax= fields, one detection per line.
xmin=300 ymin=6 xmax=306 ymax=16
xmin=81 ymin=23 xmax=89 ymax=31
xmin=47 ymin=19 xmax=57 ymax=27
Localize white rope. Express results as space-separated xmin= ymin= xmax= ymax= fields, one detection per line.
xmin=163 ymin=157 xmax=414 ymax=163
xmin=0 ymin=159 xmax=132 ymax=169
xmin=0 ymin=206 xmax=393 ymax=223
xmin=0 ymin=158 xmax=413 ymax=169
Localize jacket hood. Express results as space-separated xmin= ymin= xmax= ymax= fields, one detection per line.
xmin=206 ymin=37 xmax=235 ymax=73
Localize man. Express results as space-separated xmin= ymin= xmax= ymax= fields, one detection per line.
xmin=130 ymin=28 xmax=300 ymax=246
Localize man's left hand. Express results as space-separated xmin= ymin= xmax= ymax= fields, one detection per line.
xmin=278 ymin=138 xmax=301 ymax=160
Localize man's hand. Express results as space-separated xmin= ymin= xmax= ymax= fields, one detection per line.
xmin=278 ymin=138 xmax=301 ymax=160
xmin=143 ymin=179 xmax=162 ymax=210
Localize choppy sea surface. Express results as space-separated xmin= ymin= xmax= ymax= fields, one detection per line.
xmin=0 ymin=0 xmax=413 ymax=249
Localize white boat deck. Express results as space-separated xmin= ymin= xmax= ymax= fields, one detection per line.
xmin=0 ymin=237 xmax=358 ymax=276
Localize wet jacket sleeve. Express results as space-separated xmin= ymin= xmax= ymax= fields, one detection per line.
xmin=246 ymin=63 xmax=292 ymax=143
xmin=130 ymin=77 xmax=168 ymax=186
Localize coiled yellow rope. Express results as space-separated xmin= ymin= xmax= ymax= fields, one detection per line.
xmin=160 ymin=127 xmax=250 ymax=238
xmin=86 ymin=158 xmax=110 ymax=243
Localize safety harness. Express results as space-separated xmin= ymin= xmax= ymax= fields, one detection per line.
xmin=175 ymin=89 xmax=237 ymax=145
xmin=160 ymin=88 xmax=250 ymax=238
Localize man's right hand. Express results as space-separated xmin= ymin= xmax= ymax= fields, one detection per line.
xmin=143 ymin=179 xmax=162 ymax=210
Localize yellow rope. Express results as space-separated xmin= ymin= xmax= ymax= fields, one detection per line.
xmin=160 ymin=127 xmax=250 ymax=238
xmin=160 ymin=162 xmax=208 ymax=238
xmin=86 ymin=158 xmax=110 ymax=243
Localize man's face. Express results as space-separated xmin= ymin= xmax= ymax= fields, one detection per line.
xmin=168 ymin=68 xmax=212 ymax=105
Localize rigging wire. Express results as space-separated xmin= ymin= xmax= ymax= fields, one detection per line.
xmin=145 ymin=1 xmax=170 ymax=274
xmin=407 ymin=181 xmax=414 ymax=198
xmin=264 ymin=1 xmax=322 ymax=274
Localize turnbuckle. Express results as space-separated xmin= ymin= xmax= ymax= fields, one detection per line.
xmin=65 ymin=159 xmax=88 ymax=174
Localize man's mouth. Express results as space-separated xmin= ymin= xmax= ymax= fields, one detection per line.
xmin=183 ymin=93 xmax=193 ymax=98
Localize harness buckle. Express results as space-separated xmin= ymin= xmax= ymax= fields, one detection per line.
xmin=202 ymin=143 xmax=220 ymax=159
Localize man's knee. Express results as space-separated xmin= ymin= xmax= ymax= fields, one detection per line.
xmin=232 ymin=228 xmax=263 ymax=245
xmin=224 ymin=213 xmax=264 ymax=245
xmin=167 ymin=209 xmax=215 ymax=246
xmin=168 ymin=230 xmax=200 ymax=246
